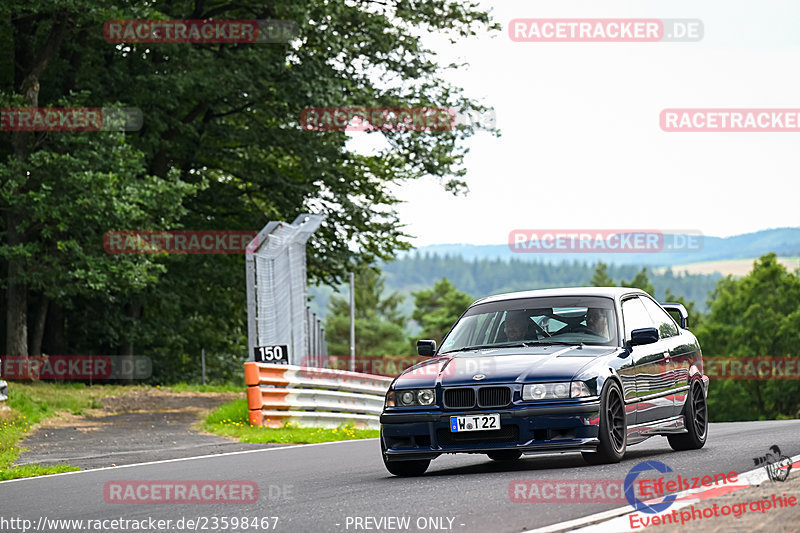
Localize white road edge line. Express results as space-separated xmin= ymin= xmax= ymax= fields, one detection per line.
xmin=0 ymin=438 xmax=379 ymax=485
xmin=522 ymin=453 xmax=800 ymax=533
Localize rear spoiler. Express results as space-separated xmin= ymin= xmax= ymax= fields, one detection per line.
xmin=661 ymin=302 xmax=689 ymax=329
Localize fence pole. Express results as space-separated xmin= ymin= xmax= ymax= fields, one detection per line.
xmin=201 ymin=347 xmax=206 ymax=385
xmin=349 ymin=271 xmax=355 ymax=372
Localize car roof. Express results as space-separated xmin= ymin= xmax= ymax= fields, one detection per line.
xmin=472 ymin=286 xmax=648 ymax=306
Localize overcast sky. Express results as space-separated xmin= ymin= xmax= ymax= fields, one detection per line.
xmin=363 ymin=0 xmax=800 ymax=247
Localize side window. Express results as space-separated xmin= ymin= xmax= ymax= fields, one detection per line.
xmin=640 ymin=297 xmax=680 ymax=338
xmin=621 ymin=297 xmax=654 ymax=340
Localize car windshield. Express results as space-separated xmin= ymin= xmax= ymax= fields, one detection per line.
xmin=439 ymin=296 xmax=618 ymax=354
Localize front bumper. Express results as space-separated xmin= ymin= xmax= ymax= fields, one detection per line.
xmin=381 ymin=401 xmax=602 ymax=461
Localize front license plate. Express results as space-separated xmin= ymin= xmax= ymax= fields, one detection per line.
xmin=450 ymin=413 xmax=500 ymax=432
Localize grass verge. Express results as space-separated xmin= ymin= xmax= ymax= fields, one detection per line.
xmin=162 ymin=382 xmax=243 ymax=393
xmin=202 ymin=399 xmax=380 ymax=443
xmin=0 ymin=382 xmax=134 ymax=480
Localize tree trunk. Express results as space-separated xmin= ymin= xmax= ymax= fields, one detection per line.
xmin=6 ymin=16 xmax=72 ymax=357
xmin=119 ymin=303 xmax=142 ymax=382
xmin=44 ymin=301 xmax=65 ymax=355
xmin=6 ymin=213 xmax=28 ymax=356
xmin=31 ymin=294 xmax=49 ymax=355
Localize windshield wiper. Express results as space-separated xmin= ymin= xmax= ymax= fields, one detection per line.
xmin=442 ymin=342 xmax=533 ymax=354
xmin=527 ymin=340 xmax=584 ymax=348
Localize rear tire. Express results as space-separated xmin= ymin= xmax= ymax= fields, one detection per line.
xmin=381 ymin=430 xmax=430 ymax=476
xmin=668 ymin=380 xmax=708 ymax=451
xmin=487 ymin=450 xmax=522 ymax=461
xmin=582 ymin=380 xmax=626 ymax=465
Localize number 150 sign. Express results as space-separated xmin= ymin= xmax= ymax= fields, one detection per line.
xmin=254 ymin=345 xmax=288 ymax=364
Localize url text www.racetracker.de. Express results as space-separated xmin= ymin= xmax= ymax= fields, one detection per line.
xmin=0 ymin=516 xmax=279 ymax=532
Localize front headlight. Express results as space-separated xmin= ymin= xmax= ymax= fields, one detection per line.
xmin=399 ymin=390 xmax=416 ymax=405
xmin=391 ymin=388 xmax=436 ymax=407
xmin=417 ymin=389 xmax=435 ymax=405
xmin=523 ymin=381 xmax=592 ymax=400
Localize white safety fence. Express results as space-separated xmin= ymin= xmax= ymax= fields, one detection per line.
xmin=245 ymin=214 xmax=326 ymax=366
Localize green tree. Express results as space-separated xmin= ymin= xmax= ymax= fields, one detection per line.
xmin=1 ymin=0 xmax=498 ymax=364
xmin=590 ymin=261 xmax=615 ymax=287
xmin=663 ymin=289 xmax=703 ymax=331
xmin=324 ymin=267 xmax=409 ymax=357
xmin=696 ymin=254 xmax=800 ymax=421
xmin=411 ymin=278 xmax=473 ymax=344
xmin=621 ymin=268 xmax=655 ymax=296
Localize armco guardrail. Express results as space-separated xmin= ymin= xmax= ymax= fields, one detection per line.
xmin=244 ymin=362 xmax=392 ymax=429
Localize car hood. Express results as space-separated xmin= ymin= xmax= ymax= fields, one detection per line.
xmin=393 ymin=345 xmax=617 ymax=388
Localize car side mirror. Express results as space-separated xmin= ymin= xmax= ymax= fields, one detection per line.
xmin=417 ymin=340 xmax=437 ymax=357
xmin=629 ymin=327 xmax=659 ymax=347
xmin=661 ymin=302 xmax=689 ymax=329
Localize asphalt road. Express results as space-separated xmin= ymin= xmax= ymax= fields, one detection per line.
xmin=1 ymin=420 xmax=798 ymax=533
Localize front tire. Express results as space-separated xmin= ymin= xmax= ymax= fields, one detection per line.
xmin=582 ymin=380 xmax=626 ymax=465
xmin=381 ymin=430 xmax=430 ymax=476
xmin=668 ymin=380 xmax=708 ymax=451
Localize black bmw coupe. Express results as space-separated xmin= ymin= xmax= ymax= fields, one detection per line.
xmin=380 ymin=287 xmax=708 ymax=476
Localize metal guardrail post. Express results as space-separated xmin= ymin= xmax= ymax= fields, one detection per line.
xmin=244 ymin=362 xmax=391 ymax=429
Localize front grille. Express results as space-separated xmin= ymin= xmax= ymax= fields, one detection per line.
xmin=478 ymin=386 xmax=511 ymax=408
xmin=444 ymin=388 xmax=476 ymax=409
xmin=437 ymin=425 xmax=519 ymax=445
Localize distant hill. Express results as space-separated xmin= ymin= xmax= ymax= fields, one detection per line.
xmin=409 ymin=228 xmax=800 ymax=266
xmin=381 ymin=256 xmax=720 ymax=311
xmin=308 ymin=228 xmax=800 ymax=325
xmin=655 ymin=257 xmax=800 ymax=277
xmin=309 ymin=256 xmax=723 ymax=324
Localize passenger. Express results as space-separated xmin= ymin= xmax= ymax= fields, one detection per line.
xmin=503 ymin=311 xmax=531 ymax=341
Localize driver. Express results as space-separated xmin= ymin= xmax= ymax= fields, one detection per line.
xmin=586 ymin=308 xmax=610 ymax=338
xmin=504 ymin=310 xmax=531 ymax=341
